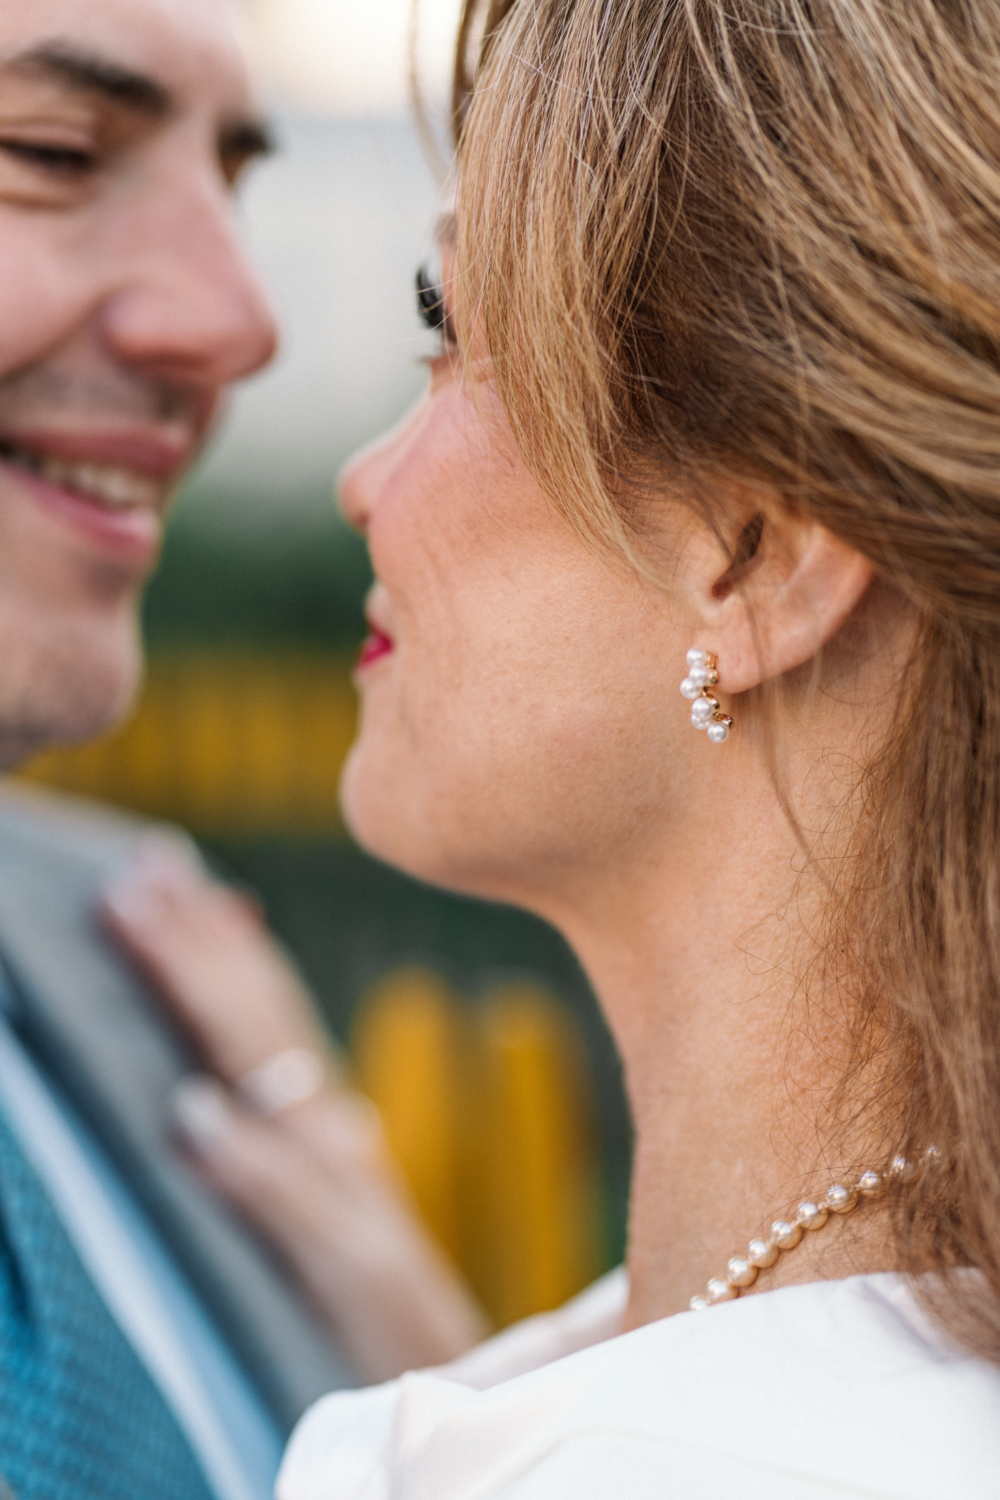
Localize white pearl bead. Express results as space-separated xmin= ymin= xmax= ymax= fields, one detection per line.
xmin=689 ymin=1295 xmax=709 ymax=1311
xmin=686 ymin=647 xmax=707 ymax=668
xmin=772 ymin=1219 xmax=803 ymax=1250
xmin=726 ymin=1257 xmax=758 ymax=1288
xmin=825 ymin=1183 xmax=858 ymax=1214
xmin=707 ymin=721 xmax=730 ymax=744
xmin=687 ymin=664 xmax=711 ymax=689
xmin=680 ymin=677 xmax=701 ymax=700
xmin=796 ymin=1200 xmax=829 ymax=1231
xmin=747 ymin=1238 xmax=779 ymax=1268
xmin=706 ymin=1277 xmax=737 ymax=1303
xmin=689 ymin=1158 xmax=918 ymax=1311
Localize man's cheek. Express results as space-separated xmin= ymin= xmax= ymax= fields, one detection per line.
xmin=0 ymin=238 xmax=87 ymax=379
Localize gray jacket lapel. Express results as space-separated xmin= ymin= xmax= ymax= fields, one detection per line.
xmin=0 ymin=782 xmax=353 ymax=1430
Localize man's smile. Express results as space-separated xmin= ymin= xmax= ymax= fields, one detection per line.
xmin=0 ymin=442 xmax=168 ymax=511
xmin=0 ymin=422 xmax=196 ymax=570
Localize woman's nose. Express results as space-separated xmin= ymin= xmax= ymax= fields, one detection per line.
xmin=338 ymin=397 xmax=429 ymax=536
xmin=337 ymin=442 xmax=377 ymax=537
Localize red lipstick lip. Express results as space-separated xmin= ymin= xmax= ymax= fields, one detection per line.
xmin=357 ymin=628 xmax=394 ymax=671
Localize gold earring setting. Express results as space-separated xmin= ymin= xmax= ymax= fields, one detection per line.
xmin=680 ymin=648 xmax=733 ymax=744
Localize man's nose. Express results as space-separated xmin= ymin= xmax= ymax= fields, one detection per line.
xmin=97 ymin=169 xmax=279 ymax=389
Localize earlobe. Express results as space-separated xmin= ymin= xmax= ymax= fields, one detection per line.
xmin=704 ymin=519 xmax=875 ymax=695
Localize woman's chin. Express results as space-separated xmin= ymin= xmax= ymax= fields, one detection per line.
xmin=339 ymin=744 xmax=432 ymax=878
xmin=339 ymin=746 xmax=388 ymax=853
xmin=339 ymin=745 xmax=509 ymax=901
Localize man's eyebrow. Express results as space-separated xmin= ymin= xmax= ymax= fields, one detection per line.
xmin=4 ymin=41 xmax=172 ymax=117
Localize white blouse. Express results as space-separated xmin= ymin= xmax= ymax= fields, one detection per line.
xmin=278 ymin=1269 xmax=1000 ymax=1500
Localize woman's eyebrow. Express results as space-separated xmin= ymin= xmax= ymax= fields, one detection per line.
xmin=2 ymin=41 xmax=174 ymax=118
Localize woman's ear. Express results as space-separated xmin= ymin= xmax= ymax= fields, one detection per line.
xmin=690 ymin=501 xmax=875 ymax=695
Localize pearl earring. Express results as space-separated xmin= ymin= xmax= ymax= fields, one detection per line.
xmin=680 ymin=648 xmax=733 ymax=744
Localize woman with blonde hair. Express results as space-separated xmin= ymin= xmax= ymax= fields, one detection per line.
xmin=110 ymin=0 xmax=1000 ymax=1492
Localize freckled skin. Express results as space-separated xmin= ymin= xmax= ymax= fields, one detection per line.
xmin=340 ymin=367 xmax=693 ymax=914
xmin=339 ymin=311 xmax=895 ymax=1324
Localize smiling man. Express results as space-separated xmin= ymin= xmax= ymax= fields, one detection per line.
xmin=0 ymin=2 xmax=275 ymax=764
xmin=0 ymin=3 xmax=301 ymax=1498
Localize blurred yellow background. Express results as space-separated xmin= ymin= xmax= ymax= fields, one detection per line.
xmin=20 ymin=651 xmax=356 ymax=837
xmin=19 ymin=659 xmax=616 ymax=1323
xmin=353 ymin=968 xmax=602 ymax=1326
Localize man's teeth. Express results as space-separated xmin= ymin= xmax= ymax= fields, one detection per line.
xmin=0 ymin=445 xmax=162 ymax=508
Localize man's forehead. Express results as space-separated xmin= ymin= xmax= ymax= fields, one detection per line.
xmin=0 ymin=0 xmax=256 ymax=117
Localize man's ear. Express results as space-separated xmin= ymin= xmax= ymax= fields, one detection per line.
xmin=691 ymin=502 xmax=875 ymax=695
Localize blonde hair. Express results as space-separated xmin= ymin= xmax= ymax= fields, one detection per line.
xmin=449 ymin=0 xmax=1000 ymax=1354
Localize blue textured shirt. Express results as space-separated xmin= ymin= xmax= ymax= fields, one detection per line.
xmin=0 ymin=1009 xmax=283 ymax=1500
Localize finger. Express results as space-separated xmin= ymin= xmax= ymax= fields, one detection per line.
xmin=173 ymin=1076 xmax=382 ymax=1257
xmin=102 ymin=857 xmax=332 ymax=1079
xmin=172 ymin=1075 xmax=488 ymax=1380
xmin=103 ymin=839 xmax=265 ymax=964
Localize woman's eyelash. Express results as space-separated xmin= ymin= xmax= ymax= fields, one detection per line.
xmin=415 ymin=266 xmax=452 ymax=339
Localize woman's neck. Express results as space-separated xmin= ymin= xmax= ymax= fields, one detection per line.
xmin=551 ymin=758 xmax=897 ymax=1329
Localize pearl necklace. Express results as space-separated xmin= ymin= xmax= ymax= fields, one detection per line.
xmin=690 ymin=1149 xmax=937 ymax=1311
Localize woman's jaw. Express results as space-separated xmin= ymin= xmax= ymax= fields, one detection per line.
xmin=336 ymin=366 xmax=714 ymax=914
xmin=334 ymin=330 xmax=910 ymax=1323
